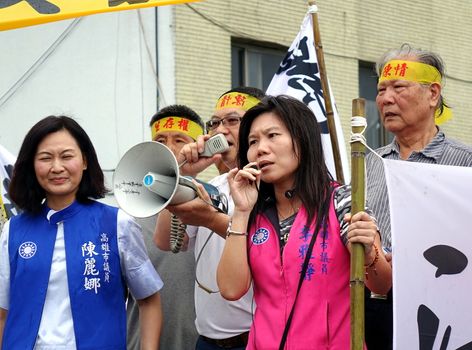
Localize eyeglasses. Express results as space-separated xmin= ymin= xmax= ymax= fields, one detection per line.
xmin=205 ymin=116 xmax=242 ymax=131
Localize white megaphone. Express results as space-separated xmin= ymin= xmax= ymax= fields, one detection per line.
xmin=113 ymin=134 xmax=229 ymax=218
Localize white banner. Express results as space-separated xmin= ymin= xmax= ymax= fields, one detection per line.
xmin=384 ymin=159 xmax=472 ymax=349
xmin=266 ymin=13 xmax=349 ymax=182
xmin=0 ymin=144 xmax=18 ymax=227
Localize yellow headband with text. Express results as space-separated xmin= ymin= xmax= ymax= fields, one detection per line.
xmin=215 ymin=92 xmax=261 ymax=111
xmin=151 ymin=117 xmax=204 ymax=140
xmin=379 ymin=60 xmax=452 ymax=125
xmin=379 ymin=60 xmax=441 ymax=84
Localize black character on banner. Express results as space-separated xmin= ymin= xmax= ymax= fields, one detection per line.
xmin=418 ymin=245 xmax=472 ymax=350
xmin=275 ymin=36 xmax=328 ymax=134
xmin=0 ymin=0 xmax=60 ymax=14
xmin=2 ymin=163 xmax=19 ymax=219
xmin=109 ymin=0 xmax=149 ymax=7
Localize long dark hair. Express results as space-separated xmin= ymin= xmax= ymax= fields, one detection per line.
xmin=237 ymin=95 xmax=334 ymax=228
xmin=9 ymin=115 xmax=107 ymax=213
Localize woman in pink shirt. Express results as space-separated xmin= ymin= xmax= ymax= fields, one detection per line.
xmin=217 ymin=95 xmax=392 ymax=349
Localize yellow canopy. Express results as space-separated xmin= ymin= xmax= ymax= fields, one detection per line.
xmin=0 ymin=0 xmax=199 ymax=31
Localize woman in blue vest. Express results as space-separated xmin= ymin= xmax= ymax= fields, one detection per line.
xmin=0 ymin=116 xmax=163 ymax=349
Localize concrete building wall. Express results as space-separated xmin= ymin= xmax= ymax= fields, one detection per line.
xmin=0 ymin=9 xmax=158 ymax=191
xmin=2 ymin=1 xmax=468 ymax=189
xmin=173 ymin=1 xmax=306 ymax=119
xmin=170 ymin=0 xmax=472 ymax=176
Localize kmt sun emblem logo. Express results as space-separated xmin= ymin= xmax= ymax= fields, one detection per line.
xmin=252 ymin=228 xmax=270 ymax=245
xmin=18 ymin=241 xmax=37 ymax=259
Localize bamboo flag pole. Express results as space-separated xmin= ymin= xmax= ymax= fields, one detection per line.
xmin=308 ymin=0 xmax=345 ymax=185
xmin=350 ymin=98 xmax=366 ymax=350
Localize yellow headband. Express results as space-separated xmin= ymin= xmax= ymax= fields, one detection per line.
xmin=379 ymin=60 xmax=442 ymax=84
xmin=151 ymin=117 xmax=204 ymax=140
xmin=215 ymin=92 xmax=261 ymax=111
xmin=434 ymin=105 xmax=452 ymax=125
xmin=379 ymin=60 xmax=452 ymax=125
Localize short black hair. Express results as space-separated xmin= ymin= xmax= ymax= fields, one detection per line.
xmin=218 ymin=86 xmax=266 ymax=100
xmin=149 ymin=104 xmax=204 ymax=130
xmin=9 ymin=115 xmax=106 ymax=213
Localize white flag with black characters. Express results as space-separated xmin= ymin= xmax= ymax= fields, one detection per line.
xmin=385 ymin=159 xmax=472 ymax=350
xmin=0 ymin=144 xmax=18 ymax=230
xmin=266 ymin=13 xmax=349 ymax=182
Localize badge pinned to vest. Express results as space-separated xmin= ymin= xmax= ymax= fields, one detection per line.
xmin=18 ymin=241 xmax=37 ymax=259
xmin=252 ymin=227 xmax=270 ymax=245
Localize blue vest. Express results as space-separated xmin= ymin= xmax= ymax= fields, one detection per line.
xmin=3 ymin=200 xmax=126 ymax=350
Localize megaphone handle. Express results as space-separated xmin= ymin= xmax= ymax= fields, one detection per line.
xmin=194 ymin=185 xmax=207 ymax=201
xmin=178 ymin=159 xmax=188 ymax=168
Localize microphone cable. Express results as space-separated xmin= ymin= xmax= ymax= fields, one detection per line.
xmin=168 ymin=191 xmax=229 ymax=254
xmin=169 ymin=214 xmax=186 ymax=253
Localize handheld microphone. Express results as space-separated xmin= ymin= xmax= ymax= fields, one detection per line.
xmin=247 ymin=164 xmax=259 ymax=188
xmin=199 ymin=134 xmax=229 ymax=157
xmin=285 ymin=189 xmax=295 ymax=199
xmin=179 ymin=134 xmax=229 ymax=168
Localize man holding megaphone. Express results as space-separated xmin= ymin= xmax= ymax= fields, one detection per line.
xmin=154 ymin=87 xmax=265 ymax=350
xmin=127 ymin=105 xmax=204 ymax=350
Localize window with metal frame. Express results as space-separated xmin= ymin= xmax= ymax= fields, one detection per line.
xmin=359 ymin=60 xmax=394 ymax=149
xmin=231 ymin=39 xmax=287 ymax=91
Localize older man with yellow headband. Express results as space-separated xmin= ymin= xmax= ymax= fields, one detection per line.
xmin=155 ymin=87 xmax=265 ymax=350
xmin=150 ymin=106 xmax=205 ymax=159
xmin=127 ymin=104 xmax=205 ymax=350
xmin=365 ymin=44 xmax=472 ymax=350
